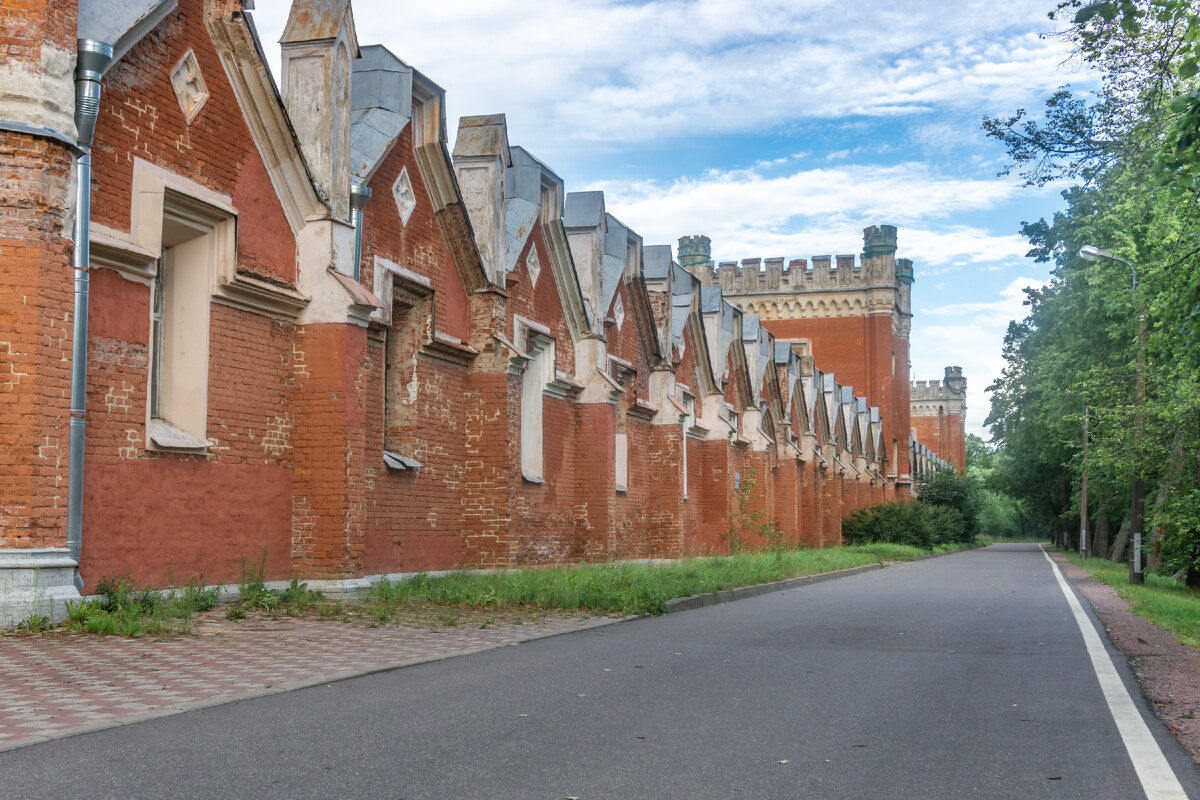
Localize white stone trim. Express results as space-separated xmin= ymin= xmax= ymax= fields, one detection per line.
xmin=0 ymin=549 xmax=81 ymax=628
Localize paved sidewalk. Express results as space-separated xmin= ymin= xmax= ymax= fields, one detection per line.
xmin=0 ymin=611 xmax=619 ymax=752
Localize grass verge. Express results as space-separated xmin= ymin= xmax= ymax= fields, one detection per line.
xmin=1062 ymin=552 xmax=1200 ymax=649
xmin=10 ymin=541 xmax=977 ymax=637
xmin=360 ymin=542 xmax=955 ymax=618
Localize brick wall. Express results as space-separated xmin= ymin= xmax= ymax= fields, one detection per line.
xmin=0 ymin=132 xmax=74 ymax=550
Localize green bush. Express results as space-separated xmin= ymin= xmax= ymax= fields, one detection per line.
xmin=916 ymin=469 xmax=979 ymax=537
xmin=842 ymin=500 xmax=972 ymax=549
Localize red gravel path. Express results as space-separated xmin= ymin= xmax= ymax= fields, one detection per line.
xmin=1051 ymin=552 xmax=1200 ymax=763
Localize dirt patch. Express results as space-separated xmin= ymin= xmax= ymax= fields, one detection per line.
xmin=1051 ymin=553 xmax=1200 ymax=763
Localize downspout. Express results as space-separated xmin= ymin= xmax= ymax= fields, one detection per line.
xmin=66 ymin=40 xmax=114 ymax=591
xmin=349 ymin=184 xmax=372 ymax=282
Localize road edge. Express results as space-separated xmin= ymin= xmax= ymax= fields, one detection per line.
xmin=1047 ymin=549 xmax=1200 ymax=769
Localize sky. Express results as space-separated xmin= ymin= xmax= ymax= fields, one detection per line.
xmin=251 ymin=0 xmax=1094 ymax=440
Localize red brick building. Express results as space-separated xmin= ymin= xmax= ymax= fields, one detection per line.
xmin=910 ymin=367 xmax=967 ymax=474
xmin=0 ymin=0 xmax=952 ymax=625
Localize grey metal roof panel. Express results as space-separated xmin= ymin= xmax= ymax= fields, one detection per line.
xmin=352 ymin=46 xmax=413 ymax=116
xmin=643 ymin=245 xmax=672 ymax=280
xmin=503 ymin=196 xmax=540 ymax=274
xmin=564 ymin=191 xmax=604 ymax=229
xmin=742 ymin=315 xmax=760 ymax=342
xmin=349 ymin=107 xmax=408 ymax=181
xmin=78 ymin=0 xmax=167 ymax=52
xmin=505 ymin=160 xmax=541 ymax=205
xmin=774 ymin=340 xmax=792 ymax=364
xmin=700 ymin=285 xmax=723 ymax=313
xmin=670 ymin=262 xmax=696 ymax=298
xmin=603 ymin=214 xmax=628 ymax=259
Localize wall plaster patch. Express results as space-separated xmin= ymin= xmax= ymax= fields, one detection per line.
xmin=170 ymin=50 xmax=209 ymax=125
xmin=393 ymin=166 xmax=416 ymax=226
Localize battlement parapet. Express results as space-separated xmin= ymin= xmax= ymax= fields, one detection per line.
xmin=699 ymin=250 xmax=893 ymax=295
xmin=910 ymin=366 xmax=967 ymax=408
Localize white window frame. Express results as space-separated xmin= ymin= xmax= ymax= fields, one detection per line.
xmin=614 ymin=431 xmax=628 ymax=493
xmin=146 ymin=190 xmax=234 ymax=452
xmin=680 ymin=390 xmax=696 ymax=499
xmin=518 ymin=318 xmax=555 ymax=482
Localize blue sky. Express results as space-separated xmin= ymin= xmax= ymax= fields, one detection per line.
xmin=253 ymin=0 xmax=1093 ymax=438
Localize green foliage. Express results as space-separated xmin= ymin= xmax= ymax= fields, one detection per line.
xmin=226 ymin=555 xmax=323 ymax=619
xmin=1157 ymin=486 xmax=1200 ymax=582
xmin=917 ymin=469 xmax=980 ymax=537
xmin=63 ymin=573 xmax=218 ymax=637
xmin=841 ymin=500 xmax=973 ymax=549
xmin=15 ymin=613 xmax=51 ymax=633
xmin=984 ymin=0 xmax=1200 ymax=562
xmin=723 ymin=467 xmax=781 ymax=554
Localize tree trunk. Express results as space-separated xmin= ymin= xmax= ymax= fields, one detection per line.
xmin=1110 ymin=516 xmax=1130 ymax=563
xmin=1147 ymin=528 xmax=1164 ymax=572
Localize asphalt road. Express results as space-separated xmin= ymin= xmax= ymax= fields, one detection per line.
xmin=3 ymin=544 xmax=1199 ymax=799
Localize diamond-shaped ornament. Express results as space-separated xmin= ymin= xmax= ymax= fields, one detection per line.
xmin=613 ymin=294 xmax=625 ymax=331
xmin=170 ymin=51 xmax=209 ymax=125
xmin=526 ymin=247 xmax=541 ymax=287
xmin=393 ymin=166 xmax=416 ymax=226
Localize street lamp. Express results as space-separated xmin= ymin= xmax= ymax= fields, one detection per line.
xmin=1079 ymin=244 xmax=1146 ymax=584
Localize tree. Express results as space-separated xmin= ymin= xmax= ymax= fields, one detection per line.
xmin=984 ymin=0 xmax=1200 ymax=576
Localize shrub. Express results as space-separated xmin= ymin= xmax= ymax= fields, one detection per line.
xmin=917 ymin=468 xmax=980 ymax=537
xmin=842 ymin=500 xmax=971 ymax=549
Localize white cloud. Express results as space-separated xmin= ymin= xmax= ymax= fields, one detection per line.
xmin=910 ymin=276 xmax=1048 ymax=439
xmin=252 ymin=0 xmax=1084 ymax=151
xmin=590 ymin=162 xmax=1042 ymax=266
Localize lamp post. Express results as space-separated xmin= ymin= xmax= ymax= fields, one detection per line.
xmin=1079 ymin=244 xmax=1145 ymax=584
xmin=1081 ymin=400 xmax=1088 ymax=559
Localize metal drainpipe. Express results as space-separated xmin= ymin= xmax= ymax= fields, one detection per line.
xmin=66 ymin=40 xmax=114 ymax=591
xmin=349 ymin=185 xmax=372 ymax=282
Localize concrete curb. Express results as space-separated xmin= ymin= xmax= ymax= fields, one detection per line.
xmin=657 ymin=545 xmax=983 ymax=614
xmin=661 ymin=563 xmax=885 ymax=613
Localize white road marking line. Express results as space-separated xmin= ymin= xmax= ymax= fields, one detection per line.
xmin=1041 ymin=546 xmax=1189 ymax=799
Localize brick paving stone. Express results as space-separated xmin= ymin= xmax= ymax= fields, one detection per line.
xmin=0 ymin=612 xmax=620 ymax=752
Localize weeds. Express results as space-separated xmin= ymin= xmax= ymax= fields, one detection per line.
xmin=724 ymin=468 xmax=781 ymax=554
xmin=15 ymin=613 xmax=51 ymax=633
xmin=62 ymin=574 xmax=214 ymax=637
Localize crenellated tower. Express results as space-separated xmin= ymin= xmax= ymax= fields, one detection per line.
xmin=910 ymin=366 xmax=967 ymax=473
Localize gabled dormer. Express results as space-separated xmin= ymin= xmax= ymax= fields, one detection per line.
xmin=350 ymin=45 xmax=413 ymax=184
